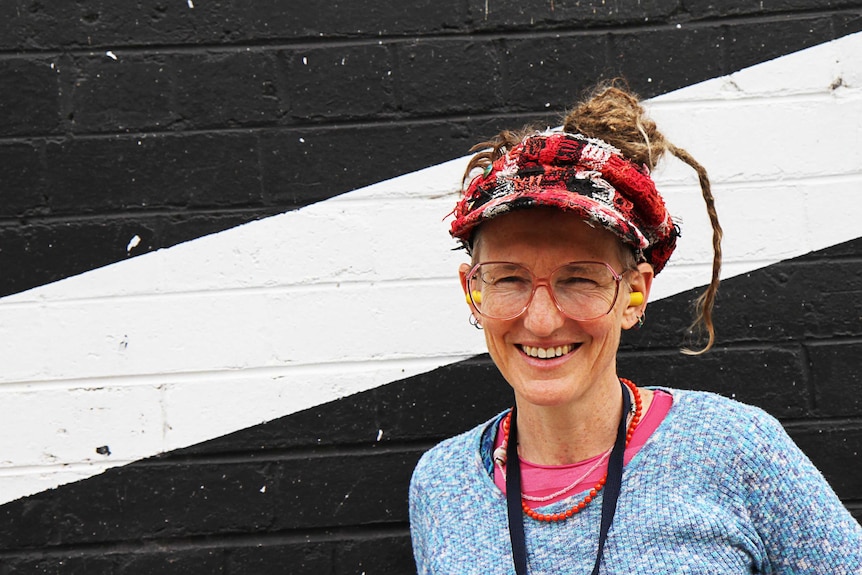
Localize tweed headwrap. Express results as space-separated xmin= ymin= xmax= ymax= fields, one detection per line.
xmin=449 ymin=131 xmax=679 ymax=274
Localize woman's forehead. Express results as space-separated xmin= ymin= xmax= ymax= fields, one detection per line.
xmin=472 ymin=210 xmax=625 ymax=264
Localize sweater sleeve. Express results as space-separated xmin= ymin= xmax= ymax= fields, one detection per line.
xmin=738 ymin=409 xmax=862 ymax=574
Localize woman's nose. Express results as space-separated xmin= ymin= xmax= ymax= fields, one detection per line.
xmin=522 ymin=285 xmax=566 ymax=335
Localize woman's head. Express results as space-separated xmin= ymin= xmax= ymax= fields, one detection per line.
xmin=458 ymin=208 xmax=654 ymax=407
xmin=451 ymin=81 xmax=723 ymax=354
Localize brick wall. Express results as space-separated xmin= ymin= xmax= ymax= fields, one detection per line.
xmin=1 ymin=2 xmax=861 ymax=573
xmin=4 ymin=2 xmax=862 ymax=297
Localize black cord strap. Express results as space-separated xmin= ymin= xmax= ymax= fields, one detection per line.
xmin=505 ymin=381 xmax=631 ymax=575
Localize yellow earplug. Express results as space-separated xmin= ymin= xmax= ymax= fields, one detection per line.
xmin=465 ymin=290 xmax=483 ymax=304
xmin=629 ymin=291 xmax=644 ymax=307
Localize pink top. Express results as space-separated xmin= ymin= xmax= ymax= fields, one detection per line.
xmin=493 ymin=389 xmax=673 ymax=508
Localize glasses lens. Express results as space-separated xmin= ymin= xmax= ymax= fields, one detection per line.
xmin=551 ymin=263 xmax=619 ymax=320
xmin=468 ymin=263 xmax=532 ymax=319
xmin=468 ymin=262 xmax=619 ymax=320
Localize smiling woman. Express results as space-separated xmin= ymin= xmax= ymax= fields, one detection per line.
xmin=408 ymin=82 xmax=862 ymax=574
xmin=464 ymin=210 xmax=647 ymax=419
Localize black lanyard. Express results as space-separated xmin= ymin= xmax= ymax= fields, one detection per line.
xmin=505 ymin=381 xmax=631 ymax=575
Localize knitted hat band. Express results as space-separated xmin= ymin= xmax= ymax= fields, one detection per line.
xmin=449 ymin=131 xmax=679 ymax=274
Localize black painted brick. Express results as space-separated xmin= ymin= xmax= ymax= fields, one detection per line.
xmin=69 ymin=48 xmax=283 ymax=134
xmin=225 ymin=541 xmax=333 ymax=575
xmin=0 ymin=57 xmax=60 ymax=136
xmin=790 ymin=425 xmax=862 ymax=500
xmin=610 ymin=25 xmax=726 ymax=96
xmin=500 ymin=35 xmax=610 ymax=113
xmin=0 ymin=536 xmax=414 ymax=575
xmin=396 ymin=40 xmax=503 ymax=115
xmin=3 ymin=2 xmax=861 ymax=53
xmin=225 ymin=533 xmax=414 ymax=575
xmin=623 ymin=246 xmax=862 ymax=350
xmin=467 ymin=0 xmax=679 ymax=30
xmin=0 ymin=219 xmax=156 ymax=297
xmin=0 ymin=3 xmax=175 ymax=50
xmin=266 ymin=451 xmax=419 ymax=529
xmin=0 ymin=211 xmax=263 ymax=298
xmin=213 ymin=0 xmax=470 ymax=44
xmin=807 ymin=341 xmax=862 ymax=418
xmin=617 ymin=346 xmax=811 ymax=419
xmin=724 ymin=15 xmax=839 ymax=74
xmin=174 ymin=51 xmax=282 ymax=130
xmin=0 ymin=548 xmax=225 ymax=575
xmin=235 ymin=0 xmax=473 ymax=41
xmin=464 ymin=112 xmax=561 ymax=145
xmin=0 ymin=3 xmax=202 ymax=50
xmin=0 ymin=2 xmax=472 ymax=51
xmin=0 ymin=141 xmax=45 ymax=218
xmin=792 ymin=260 xmax=862 ymax=340
xmin=331 ymin=532 xmax=414 ymax=575
xmin=260 ymin=121 xmax=477 ymax=206
xmin=709 ymin=268 xmax=812 ymax=344
xmin=0 ymin=450 xmax=420 ymax=548
xmin=834 ymin=9 xmax=862 ymax=38
xmin=278 ymin=44 xmax=396 ymax=121
xmin=69 ymin=54 xmax=174 ymax=133
xmin=45 ymin=133 xmax=261 ymax=214
xmin=685 ymin=0 xmax=862 ymax=19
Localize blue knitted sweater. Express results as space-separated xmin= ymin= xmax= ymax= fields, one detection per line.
xmin=409 ymin=389 xmax=862 ymax=574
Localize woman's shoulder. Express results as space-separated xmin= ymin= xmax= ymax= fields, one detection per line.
xmin=644 ymin=388 xmax=811 ymax=493
xmin=662 ymin=387 xmax=780 ymax=423
xmin=658 ymin=387 xmax=790 ymax=448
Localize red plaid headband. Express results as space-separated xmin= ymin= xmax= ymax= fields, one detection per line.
xmin=449 ymin=131 xmax=679 ymax=274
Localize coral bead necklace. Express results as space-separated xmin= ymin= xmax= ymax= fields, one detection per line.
xmin=499 ymin=378 xmax=643 ymax=522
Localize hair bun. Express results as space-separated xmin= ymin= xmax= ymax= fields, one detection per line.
xmin=563 ymin=82 xmax=665 ymax=170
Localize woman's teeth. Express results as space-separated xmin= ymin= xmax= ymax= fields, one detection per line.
xmin=521 ymin=344 xmax=573 ymax=359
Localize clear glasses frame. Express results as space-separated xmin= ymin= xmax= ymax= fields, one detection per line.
xmin=465 ymin=260 xmax=624 ymax=321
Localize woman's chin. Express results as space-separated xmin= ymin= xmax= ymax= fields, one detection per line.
xmin=511 ymin=378 xmax=585 ymax=408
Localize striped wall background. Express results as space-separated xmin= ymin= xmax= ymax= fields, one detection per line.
xmin=1 ymin=3 xmax=861 ymax=573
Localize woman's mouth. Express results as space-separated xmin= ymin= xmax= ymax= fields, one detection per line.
xmin=519 ymin=344 xmax=578 ymax=359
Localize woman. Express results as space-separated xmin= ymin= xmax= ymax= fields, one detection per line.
xmin=408 ymin=84 xmax=862 ymax=574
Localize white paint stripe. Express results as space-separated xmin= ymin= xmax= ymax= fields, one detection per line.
xmin=1 ymin=32 xmax=862 ymax=504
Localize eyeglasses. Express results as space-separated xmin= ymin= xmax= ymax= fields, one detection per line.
xmin=465 ymin=261 xmax=624 ymax=321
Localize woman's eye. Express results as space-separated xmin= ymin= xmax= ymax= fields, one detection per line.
xmin=494 ymin=275 xmax=528 ymax=285
xmin=559 ymin=276 xmax=595 ymax=286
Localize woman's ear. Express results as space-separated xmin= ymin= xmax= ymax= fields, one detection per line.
xmin=622 ymin=262 xmax=654 ymax=330
xmin=459 ymin=263 xmax=473 ymax=308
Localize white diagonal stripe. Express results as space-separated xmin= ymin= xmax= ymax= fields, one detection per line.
xmin=1 ymin=32 xmax=862 ymax=504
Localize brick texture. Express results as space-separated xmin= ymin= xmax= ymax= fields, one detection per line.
xmin=4 ymin=5 xmax=860 ymax=296
xmin=1 ymin=2 xmax=861 ymax=573
xmin=0 ymin=57 xmax=60 ymax=136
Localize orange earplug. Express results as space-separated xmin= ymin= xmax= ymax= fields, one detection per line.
xmin=629 ymin=291 xmax=644 ymax=307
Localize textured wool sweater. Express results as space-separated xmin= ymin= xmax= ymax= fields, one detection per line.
xmin=409 ymin=389 xmax=862 ymax=574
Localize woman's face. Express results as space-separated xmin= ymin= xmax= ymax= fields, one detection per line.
xmin=460 ymin=209 xmax=652 ymax=409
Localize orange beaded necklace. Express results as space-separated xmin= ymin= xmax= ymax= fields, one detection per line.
xmin=499 ymin=378 xmax=643 ymax=522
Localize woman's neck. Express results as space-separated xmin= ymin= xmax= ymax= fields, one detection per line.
xmin=513 ymin=379 xmax=653 ymax=466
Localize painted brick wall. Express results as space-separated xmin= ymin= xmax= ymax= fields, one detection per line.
xmin=1 ymin=2 xmax=861 ymax=573
xmin=4 ymin=1 xmax=862 ymax=296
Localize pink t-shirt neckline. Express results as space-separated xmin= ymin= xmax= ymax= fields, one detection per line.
xmin=493 ymin=389 xmax=673 ymax=507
